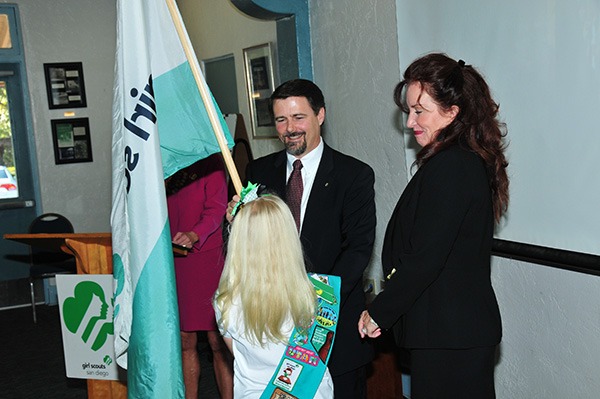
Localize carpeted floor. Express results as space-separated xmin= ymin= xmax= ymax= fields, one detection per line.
xmin=0 ymin=304 xmax=221 ymax=399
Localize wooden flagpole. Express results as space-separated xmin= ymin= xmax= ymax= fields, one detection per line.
xmin=165 ymin=0 xmax=243 ymax=195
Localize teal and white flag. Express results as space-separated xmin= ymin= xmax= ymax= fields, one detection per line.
xmin=111 ymin=0 xmax=233 ymax=397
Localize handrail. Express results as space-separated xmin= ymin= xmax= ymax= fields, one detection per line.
xmin=492 ymin=238 xmax=600 ymax=276
xmin=0 ymin=199 xmax=35 ymax=210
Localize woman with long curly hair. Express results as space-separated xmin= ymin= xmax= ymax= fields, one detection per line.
xmin=359 ymin=53 xmax=509 ymax=398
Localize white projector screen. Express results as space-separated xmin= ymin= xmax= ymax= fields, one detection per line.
xmin=396 ymin=0 xmax=600 ymax=256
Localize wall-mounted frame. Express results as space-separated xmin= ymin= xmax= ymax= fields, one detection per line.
xmin=44 ymin=62 xmax=87 ymax=109
xmin=51 ymin=118 xmax=93 ymax=164
xmin=243 ymin=43 xmax=277 ymax=138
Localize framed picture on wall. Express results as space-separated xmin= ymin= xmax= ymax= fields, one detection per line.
xmin=44 ymin=62 xmax=87 ymax=109
xmin=51 ymin=118 xmax=93 ymax=164
xmin=243 ymin=43 xmax=277 ymax=138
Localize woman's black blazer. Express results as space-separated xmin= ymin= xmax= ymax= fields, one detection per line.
xmin=369 ymin=145 xmax=502 ymax=349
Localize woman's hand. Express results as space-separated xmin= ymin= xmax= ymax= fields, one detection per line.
xmin=172 ymin=231 xmax=199 ymax=249
xmin=358 ymin=310 xmax=382 ymax=338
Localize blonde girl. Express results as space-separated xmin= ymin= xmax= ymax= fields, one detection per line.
xmin=214 ymin=194 xmax=333 ymax=398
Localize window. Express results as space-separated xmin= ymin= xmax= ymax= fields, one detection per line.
xmin=0 ymin=14 xmax=12 ymax=49
xmin=0 ymin=78 xmax=17 ymax=199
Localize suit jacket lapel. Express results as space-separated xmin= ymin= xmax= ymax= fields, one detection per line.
xmin=302 ymin=144 xmax=335 ymax=239
xmin=270 ymin=150 xmax=287 ymax=198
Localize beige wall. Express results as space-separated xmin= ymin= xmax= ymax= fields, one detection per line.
xmin=310 ymin=0 xmax=404 ymax=286
xmin=3 ymin=0 xmax=116 ymax=232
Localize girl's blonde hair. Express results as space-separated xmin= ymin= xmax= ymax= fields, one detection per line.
xmin=215 ymin=195 xmax=316 ymax=345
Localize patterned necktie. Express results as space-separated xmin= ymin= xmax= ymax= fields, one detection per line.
xmin=286 ymin=160 xmax=303 ymax=231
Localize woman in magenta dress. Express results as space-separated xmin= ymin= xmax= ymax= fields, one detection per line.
xmin=166 ymin=153 xmax=233 ymax=399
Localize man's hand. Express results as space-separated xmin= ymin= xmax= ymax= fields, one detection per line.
xmin=226 ymin=194 xmax=241 ymax=223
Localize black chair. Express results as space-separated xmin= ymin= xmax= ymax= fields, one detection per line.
xmin=28 ymin=213 xmax=76 ymax=323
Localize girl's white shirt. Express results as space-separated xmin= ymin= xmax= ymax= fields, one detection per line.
xmin=215 ymin=297 xmax=334 ymax=398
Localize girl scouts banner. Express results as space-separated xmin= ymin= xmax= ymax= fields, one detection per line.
xmin=111 ymin=0 xmax=233 ymax=397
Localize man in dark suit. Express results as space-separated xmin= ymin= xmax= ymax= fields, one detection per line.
xmin=242 ymin=79 xmax=376 ymax=398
